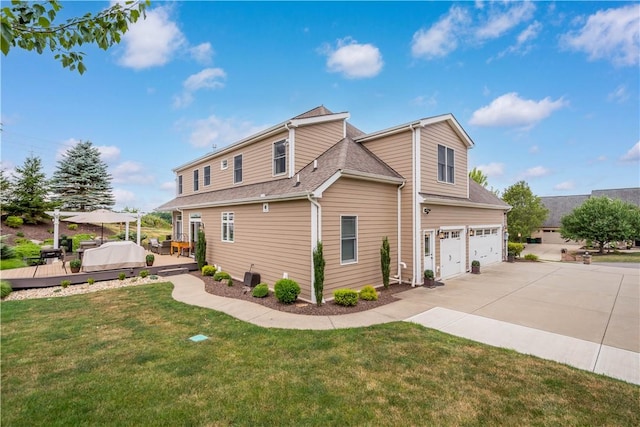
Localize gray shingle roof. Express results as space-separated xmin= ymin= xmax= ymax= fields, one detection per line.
xmin=541 ymin=187 xmax=640 ymax=228
xmin=156 ymin=138 xmax=404 ymax=211
xmin=419 ymin=180 xmax=510 ymax=210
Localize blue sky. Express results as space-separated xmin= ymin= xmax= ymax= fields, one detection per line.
xmin=2 ymin=1 xmax=639 ymax=212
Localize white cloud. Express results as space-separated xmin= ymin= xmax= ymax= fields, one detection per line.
xmin=411 ymin=6 xmax=470 ymax=59
xmin=489 ymin=20 xmax=542 ymax=62
xmin=620 ymin=141 xmax=640 ymax=162
xmin=607 ymin=85 xmax=629 ymax=103
xmin=119 ymin=6 xmax=186 ymax=69
xmin=469 ymin=92 xmax=568 ymax=128
xmin=113 ymin=188 xmax=137 ymax=206
xmin=96 ymin=145 xmax=121 ymax=163
xmin=183 ymin=68 xmax=226 ymax=92
xmin=189 ymin=42 xmax=213 ymax=64
xmin=173 ymin=68 xmax=226 ymax=109
xmin=561 ymin=4 xmax=640 ymax=67
xmin=411 ymin=93 xmax=438 ymax=108
xmin=177 ymin=115 xmax=267 ymax=149
xmin=522 ymin=166 xmax=550 ymax=178
xmin=160 ymin=181 xmax=176 ymax=191
xmin=529 ymin=145 xmax=539 ymax=154
xmin=323 ymin=37 xmax=383 ymax=79
xmin=553 ymin=181 xmax=575 ymax=191
xmin=476 ymin=1 xmax=536 ymax=40
xmin=112 ymin=161 xmax=154 ymax=184
xmin=477 ymin=162 xmax=504 ymax=177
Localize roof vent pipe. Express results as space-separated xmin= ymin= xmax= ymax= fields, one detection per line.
xmin=313 ymin=159 xmax=318 ymax=170
xmin=295 ymin=173 xmax=300 ymax=186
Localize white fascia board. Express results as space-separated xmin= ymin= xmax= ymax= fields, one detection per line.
xmin=420 ymin=194 xmax=511 ymax=210
xmin=419 ymin=114 xmax=474 ymax=148
xmin=173 ymin=122 xmax=287 ymax=172
xmin=289 ymin=112 xmax=350 ymax=128
xmin=340 ymin=169 xmax=405 ymax=185
xmin=354 ymin=120 xmax=418 ymax=142
xmin=167 ymin=192 xmax=309 ymax=210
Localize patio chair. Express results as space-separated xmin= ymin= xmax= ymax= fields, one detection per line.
xmin=157 ymin=240 xmax=171 ymax=255
xmin=149 ymin=238 xmax=160 ymax=254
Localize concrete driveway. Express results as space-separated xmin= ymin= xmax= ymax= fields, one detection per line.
xmin=404 ymin=261 xmax=639 ymax=385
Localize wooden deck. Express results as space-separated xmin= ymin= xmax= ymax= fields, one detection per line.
xmin=1 ymin=251 xmax=198 ymax=289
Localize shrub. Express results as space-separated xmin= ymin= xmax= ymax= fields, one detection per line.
xmin=508 ymin=242 xmax=524 ymax=257
xmin=67 ymin=223 xmax=78 ymax=230
xmin=334 ymin=289 xmax=359 ymax=306
xmin=380 ymin=236 xmax=391 ymax=288
xmin=118 ymin=272 xmax=126 ymax=281
xmin=0 ymin=243 xmax=15 ymax=260
xmin=252 ymin=283 xmax=269 ymax=298
xmin=227 ymin=278 xmax=234 ymax=287
xmin=149 ymin=275 xmax=158 ymax=280
xmin=60 ymin=280 xmax=70 ymax=288
xmin=471 ymin=260 xmax=480 ymax=267
xmin=202 ymin=265 xmax=216 ymax=276
xmin=139 ymin=270 xmax=150 ymax=278
xmin=1 ymin=280 xmax=12 ymax=298
xmin=13 ymin=241 xmax=40 ymax=259
xmin=196 ymin=229 xmax=207 ymax=270
xmin=5 ymin=216 xmax=23 ymax=228
xmin=87 ymin=278 xmax=95 ymax=285
xmin=213 ymin=271 xmax=231 ymax=281
xmin=16 ymin=231 xmax=24 ymax=237
xmin=313 ymin=241 xmax=325 ymax=306
xmin=69 ymin=259 xmax=81 ymax=269
xmin=424 ymin=269 xmax=435 ymax=280
xmin=524 ymin=253 xmax=539 ymax=261
xmin=145 ymin=254 xmax=155 ymax=264
xmin=359 ymin=285 xmax=378 ymax=301
xmin=274 ymin=278 xmax=301 ymax=304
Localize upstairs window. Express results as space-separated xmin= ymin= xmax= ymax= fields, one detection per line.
xmin=273 ymin=140 xmax=287 ymax=175
xmin=221 ymin=159 xmax=228 ymax=170
xmin=204 ymin=166 xmax=211 ymax=186
xmin=438 ymin=144 xmax=455 ymax=184
xmin=193 ymin=169 xmax=199 ymax=191
xmin=234 ymin=154 xmax=243 ymax=184
xmin=222 ymin=212 xmax=234 ymax=242
xmin=178 ymin=175 xmax=183 ymax=194
xmin=340 ymin=215 xmax=358 ymax=264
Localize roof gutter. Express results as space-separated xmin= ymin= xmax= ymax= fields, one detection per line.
xmin=420 ymin=194 xmax=511 ymax=210
xmin=157 ymin=192 xmax=310 ymax=211
xmin=340 ymin=169 xmax=405 ymax=185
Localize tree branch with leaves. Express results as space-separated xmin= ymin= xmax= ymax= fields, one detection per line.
xmin=1 ymin=0 xmax=149 ymax=74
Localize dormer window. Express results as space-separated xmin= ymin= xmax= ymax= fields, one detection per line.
xmin=438 ymin=144 xmax=455 ymax=184
xmin=273 ymin=140 xmax=286 ymax=175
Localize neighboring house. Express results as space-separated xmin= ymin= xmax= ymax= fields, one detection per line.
xmin=157 ymin=106 xmax=510 ymax=302
xmin=531 ymin=187 xmax=640 ymax=245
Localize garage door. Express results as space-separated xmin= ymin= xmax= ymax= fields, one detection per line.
xmin=440 ymin=230 xmax=464 ymax=278
xmin=469 ymin=228 xmax=501 ymax=266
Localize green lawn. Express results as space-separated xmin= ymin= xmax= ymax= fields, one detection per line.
xmin=2 ymin=284 xmax=638 ymax=426
xmin=592 ymin=251 xmax=640 ymax=263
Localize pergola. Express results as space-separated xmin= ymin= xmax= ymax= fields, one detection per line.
xmin=46 ymin=209 xmax=143 ymax=249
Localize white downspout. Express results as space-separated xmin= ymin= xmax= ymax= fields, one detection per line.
xmin=285 ymin=122 xmax=295 ymax=178
xmin=410 ymin=123 xmax=419 ymax=286
xmin=396 ymin=180 xmax=406 ymax=284
xmin=307 ymin=193 xmax=322 ymax=304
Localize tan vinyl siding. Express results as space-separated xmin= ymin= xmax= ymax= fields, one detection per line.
xmin=176 ymin=130 xmax=290 ymax=196
xmin=295 ymin=121 xmax=345 ymax=171
xmin=360 ymin=130 xmax=414 ymax=281
xmin=320 ymin=178 xmax=398 ymax=297
xmin=198 ymin=200 xmax=312 ymax=299
xmin=421 ymin=121 xmax=468 ymax=198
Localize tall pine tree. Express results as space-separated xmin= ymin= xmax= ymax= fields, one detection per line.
xmin=6 ymin=155 xmax=52 ymax=223
xmin=50 ymin=141 xmax=115 ymax=210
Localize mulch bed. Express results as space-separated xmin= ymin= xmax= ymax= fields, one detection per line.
xmin=197 ymin=272 xmax=415 ymax=316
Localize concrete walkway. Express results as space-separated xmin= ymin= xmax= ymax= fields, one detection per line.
xmin=169 ymin=260 xmax=639 ymax=385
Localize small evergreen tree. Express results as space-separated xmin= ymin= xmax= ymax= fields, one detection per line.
xmin=5 ymin=155 xmax=52 ymax=223
xmin=380 ymin=236 xmax=391 ymax=288
xmin=196 ymin=229 xmax=207 ymax=270
xmin=50 ymin=141 xmax=115 ymax=210
xmin=313 ymin=241 xmax=325 ymax=306
xmin=0 ymin=169 xmax=11 ymax=209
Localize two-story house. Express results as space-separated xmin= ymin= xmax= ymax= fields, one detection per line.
xmin=157 ymin=106 xmax=510 ymax=302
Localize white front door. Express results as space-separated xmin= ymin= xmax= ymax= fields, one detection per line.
xmin=440 ymin=230 xmax=464 ymax=278
xmin=423 ymin=231 xmax=435 ymax=275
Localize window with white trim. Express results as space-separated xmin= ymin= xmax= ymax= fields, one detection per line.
xmin=204 ymin=165 xmax=211 ymax=186
xmin=437 ymin=144 xmax=455 ymax=183
xmin=341 ymin=216 xmax=357 ymax=263
xmin=234 ymin=154 xmax=242 ymax=184
xmin=273 ymin=140 xmax=286 ymax=175
xmin=193 ymin=169 xmax=199 ymax=191
xmin=222 ymin=212 xmax=234 ymax=242
xmin=221 ymin=159 xmax=228 ymax=170
xmin=177 ymin=175 xmax=183 ymax=194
